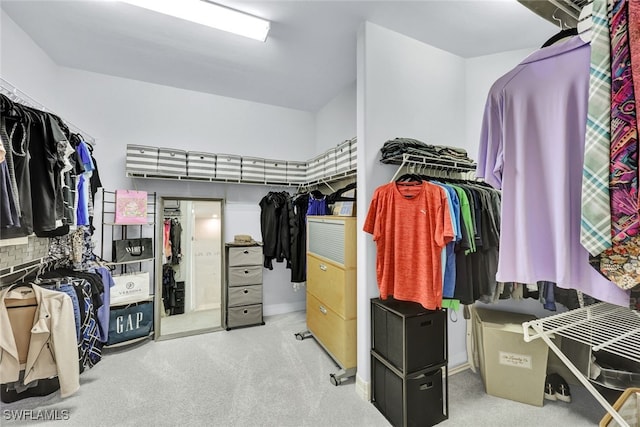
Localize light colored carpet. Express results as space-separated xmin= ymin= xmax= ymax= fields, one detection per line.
xmin=2 ymin=311 xmax=612 ymax=426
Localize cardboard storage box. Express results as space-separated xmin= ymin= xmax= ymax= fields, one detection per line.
xmin=473 ymin=307 xmax=550 ymax=407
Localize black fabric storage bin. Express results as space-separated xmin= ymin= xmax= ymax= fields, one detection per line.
xmin=372 ymin=298 xmax=446 ymax=374
xmin=372 ymin=354 xmax=447 ymax=427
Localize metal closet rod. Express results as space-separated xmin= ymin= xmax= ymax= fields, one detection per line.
xmin=0 ymin=77 xmax=97 ymax=145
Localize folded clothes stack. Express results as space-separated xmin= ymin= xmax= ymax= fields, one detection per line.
xmin=379 ymin=137 xmax=475 ymax=165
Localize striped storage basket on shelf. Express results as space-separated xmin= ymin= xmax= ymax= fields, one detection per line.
xmin=306 ymin=154 xmax=325 ymax=183
xmin=336 ymin=140 xmax=351 ymax=173
xmin=187 ymin=152 xmax=216 ymax=178
xmin=157 ymin=148 xmax=187 ymax=176
xmin=324 ymin=147 xmax=337 ymax=178
xmin=241 ymin=157 xmax=265 ymax=182
xmin=286 ymin=161 xmax=307 ymax=184
xmin=264 ymin=159 xmax=287 ymax=183
xmin=216 ymin=154 xmax=242 ymax=180
xmin=349 ymin=137 xmax=357 ymax=170
xmin=126 ymin=144 xmax=158 ymax=174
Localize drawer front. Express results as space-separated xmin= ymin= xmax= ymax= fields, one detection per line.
xmin=228 ymin=246 xmax=262 ymax=266
xmin=216 ymin=154 xmax=242 ymax=180
xmin=264 ymin=159 xmax=287 ymax=183
xmin=349 ymin=138 xmax=357 ymax=170
xmin=308 ymin=219 xmax=345 ymax=265
xmin=187 ymin=151 xmax=216 ymax=178
xmin=336 ymin=141 xmax=351 ymax=173
xmin=126 ymin=144 xmax=158 ymax=174
xmin=306 ymin=292 xmax=356 ymax=369
xmin=286 ymin=161 xmax=307 ymax=184
xmin=228 ymin=285 xmax=262 ymax=306
xmin=158 ymin=148 xmax=188 ymax=176
xmin=306 ymin=254 xmax=355 ymax=319
xmin=307 ymin=155 xmax=325 ymax=182
xmin=241 ymin=157 xmax=265 ymax=182
xmin=228 ymin=266 xmax=262 ymax=286
xmin=324 ymin=148 xmax=337 ymax=178
xmin=227 ymin=304 xmax=262 ymax=328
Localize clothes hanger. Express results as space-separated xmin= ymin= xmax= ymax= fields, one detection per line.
xmin=541 ymin=9 xmax=577 ymax=48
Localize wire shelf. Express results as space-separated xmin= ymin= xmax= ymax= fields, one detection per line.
xmin=524 ymin=302 xmax=640 ymax=363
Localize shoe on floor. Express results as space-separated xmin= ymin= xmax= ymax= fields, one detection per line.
xmin=544 ymin=374 xmax=557 ymax=401
xmin=554 ymin=375 xmax=571 ymax=403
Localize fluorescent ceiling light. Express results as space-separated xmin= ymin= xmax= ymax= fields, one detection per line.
xmin=121 ymin=0 xmax=270 ymax=42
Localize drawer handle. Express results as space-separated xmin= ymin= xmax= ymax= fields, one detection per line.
xmin=243 ymin=289 xmax=249 ymax=294
xmin=244 ymin=270 xmax=249 ymax=274
xmin=244 ymin=309 xmax=248 ymax=314
xmin=319 ymin=305 xmax=327 ymax=315
xmin=420 ymin=320 xmax=432 ymax=327
xmin=243 ymin=250 xmax=249 ymax=254
xmin=319 ymin=264 xmax=327 ymax=271
xmin=419 ymin=382 xmax=434 ymax=391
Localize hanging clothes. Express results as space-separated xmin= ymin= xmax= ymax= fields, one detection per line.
xmin=259 ymin=191 xmax=292 ymax=270
xmin=364 ymin=181 xmax=454 ymax=310
xmin=290 ymin=192 xmax=309 ymax=283
xmin=0 ymin=284 xmax=80 ymax=398
xmin=477 ymin=36 xmax=629 ymax=306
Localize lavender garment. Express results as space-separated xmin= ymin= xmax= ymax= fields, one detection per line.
xmin=96 ymin=267 xmax=115 ymax=343
xmin=477 ymin=36 xmax=629 ymax=307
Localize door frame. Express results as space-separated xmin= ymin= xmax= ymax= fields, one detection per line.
xmin=155 ymin=196 xmax=226 ymax=341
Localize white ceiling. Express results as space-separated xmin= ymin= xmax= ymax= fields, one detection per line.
xmin=1 ymin=0 xmax=557 ymax=112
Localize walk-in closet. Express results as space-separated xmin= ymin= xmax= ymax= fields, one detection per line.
xmin=1 ymin=0 xmax=639 ymax=426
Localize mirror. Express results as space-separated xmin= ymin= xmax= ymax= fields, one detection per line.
xmin=156 ymin=197 xmax=224 ymax=339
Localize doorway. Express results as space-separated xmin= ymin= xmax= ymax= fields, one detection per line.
xmin=156 ymin=197 xmax=224 ymax=339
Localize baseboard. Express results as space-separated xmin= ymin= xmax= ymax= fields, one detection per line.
xmin=263 ymin=301 xmax=306 ymax=317
xmin=448 ymin=362 xmax=471 ymax=376
xmin=355 ymin=374 xmax=370 ymax=402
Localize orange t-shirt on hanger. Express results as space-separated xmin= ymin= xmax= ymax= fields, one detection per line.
xmin=363 ymin=181 xmax=454 ymax=310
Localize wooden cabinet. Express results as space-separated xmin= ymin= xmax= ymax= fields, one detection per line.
xmin=225 ymin=244 xmax=264 ymax=330
xmin=303 ymin=216 xmax=357 ymax=385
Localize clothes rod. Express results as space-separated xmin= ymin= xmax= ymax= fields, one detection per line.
xmin=0 ymin=77 xmax=97 ymax=145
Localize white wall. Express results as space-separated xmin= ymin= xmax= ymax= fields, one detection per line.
xmin=464 ymin=47 xmax=535 ymax=158
xmin=315 ymin=81 xmax=356 ymax=152
xmin=356 ymin=22 xmax=468 ymax=394
xmin=1 ymin=10 xmax=311 ymax=316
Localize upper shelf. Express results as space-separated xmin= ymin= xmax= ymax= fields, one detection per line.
xmin=517 ymin=0 xmax=591 ymax=28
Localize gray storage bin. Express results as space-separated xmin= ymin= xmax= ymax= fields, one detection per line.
xmin=307 ymin=154 xmax=325 ymax=183
xmin=126 ymin=144 xmax=158 ymax=174
xmin=216 ymin=154 xmax=242 ymax=180
xmin=349 ymin=137 xmax=357 ymax=170
xmin=227 ymin=304 xmax=263 ymax=328
xmin=336 ymin=140 xmax=351 ymax=173
xmin=228 ymin=266 xmax=263 ymax=286
xmin=187 ymin=151 xmax=216 ymax=178
xmin=228 ymin=285 xmax=262 ymax=306
xmin=287 ymin=161 xmax=307 ymax=184
xmin=228 ymin=246 xmax=263 ymax=266
xmin=324 ymin=148 xmax=337 ymax=178
xmin=241 ymin=157 xmax=265 ymax=182
xmin=158 ymin=148 xmax=187 ymax=176
xmin=264 ymin=159 xmax=287 ymax=183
